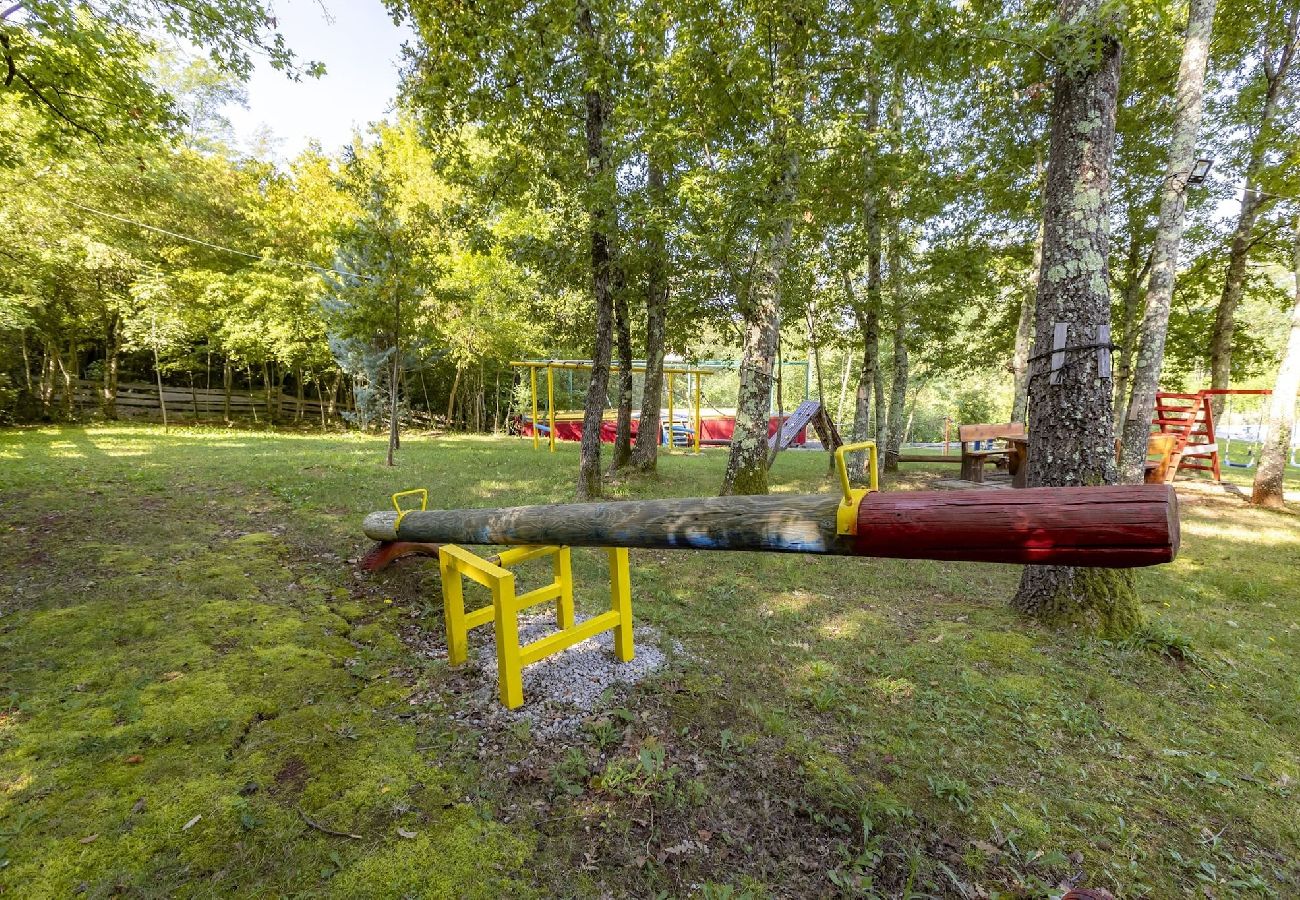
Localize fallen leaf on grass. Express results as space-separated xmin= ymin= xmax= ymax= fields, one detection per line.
xmin=182 ymin=815 xmax=202 ymax=831
xmin=79 ymin=834 xmax=98 ymax=844
xmin=397 ymin=829 xmax=417 ymax=839
xmin=161 ymin=671 xmax=184 ymax=682
xmin=124 ymin=755 xmax=144 ymax=764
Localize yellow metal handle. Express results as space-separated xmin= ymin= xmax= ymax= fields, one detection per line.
xmin=833 ymin=441 xmax=878 ymax=536
xmin=391 ymin=489 xmax=428 ymax=530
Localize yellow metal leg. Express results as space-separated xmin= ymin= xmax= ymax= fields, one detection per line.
xmin=492 ymin=574 xmax=524 ymax=709
xmin=440 ymin=550 xmax=468 ymax=665
xmin=530 ymin=367 xmax=539 ymax=450
xmin=547 ymin=365 xmax=556 ymax=453
xmin=608 ymin=547 xmax=634 ymax=662
xmin=554 ymin=546 xmax=574 ymax=631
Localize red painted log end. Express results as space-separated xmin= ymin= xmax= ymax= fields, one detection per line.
xmin=854 ymin=485 xmax=1178 ymax=568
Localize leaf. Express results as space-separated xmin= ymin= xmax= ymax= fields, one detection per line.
xmin=182 ymin=814 xmax=202 ymax=831
xmin=124 ymin=754 xmax=144 ymax=764
xmin=78 ymin=834 xmax=99 ymax=844
xmin=397 ymin=828 xmax=417 ymax=839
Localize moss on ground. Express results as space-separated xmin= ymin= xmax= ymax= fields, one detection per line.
xmin=0 ymin=425 xmax=1297 ymax=896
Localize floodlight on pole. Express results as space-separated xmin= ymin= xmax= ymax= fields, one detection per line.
xmin=1186 ymin=158 xmax=1213 ymax=185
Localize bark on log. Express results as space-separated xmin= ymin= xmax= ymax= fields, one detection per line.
xmin=363 ymin=485 xmax=1178 ymax=568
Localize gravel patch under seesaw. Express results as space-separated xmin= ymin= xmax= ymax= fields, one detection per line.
xmin=423 ymin=611 xmax=676 ymax=740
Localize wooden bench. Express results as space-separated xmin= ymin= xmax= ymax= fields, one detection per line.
xmin=1143 ymin=433 xmax=1183 ymax=484
xmin=959 ymin=423 xmax=1026 ymax=484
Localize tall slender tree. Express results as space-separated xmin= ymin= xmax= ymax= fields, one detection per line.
xmin=1252 ymin=216 xmax=1300 ymax=507
xmin=1208 ymin=1 xmax=1298 ymax=417
xmin=1118 ymin=0 xmax=1218 ymax=481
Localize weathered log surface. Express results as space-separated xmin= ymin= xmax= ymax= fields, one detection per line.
xmin=362 ymin=485 xmax=1178 ymax=568
xmin=854 ymin=485 xmax=1178 ymax=567
xmin=364 ymin=493 xmax=851 ymax=554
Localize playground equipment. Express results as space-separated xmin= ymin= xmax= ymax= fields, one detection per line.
xmin=363 ymin=443 xmax=1177 ymax=707
xmin=510 ymin=359 xmax=717 ymax=453
xmin=1151 ymin=388 xmax=1272 ymax=481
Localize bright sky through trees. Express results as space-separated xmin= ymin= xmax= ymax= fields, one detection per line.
xmin=223 ymin=0 xmax=410 ymax=159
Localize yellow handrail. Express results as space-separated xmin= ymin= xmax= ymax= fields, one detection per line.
xmin=391 ymin=488 xmax=428 ymax=530
xmin=833 ymin=441 xmax=878 ymax=536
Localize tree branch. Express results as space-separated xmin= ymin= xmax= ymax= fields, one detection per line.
xmin=8 ymin=58 xmax=104 ymax=143
xmin=0 ymin=4 xmax=23 ymax=22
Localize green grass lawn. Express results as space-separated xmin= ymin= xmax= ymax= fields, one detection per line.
xmin=1 ymin=426 xmax=1297 ymax=898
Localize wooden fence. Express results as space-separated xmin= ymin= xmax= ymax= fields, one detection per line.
xmin=52 ymin=379 xmax=349 ymax=421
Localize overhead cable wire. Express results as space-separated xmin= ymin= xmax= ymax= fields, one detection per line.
xmin=43 ymin=190 xmax=378 ymax=282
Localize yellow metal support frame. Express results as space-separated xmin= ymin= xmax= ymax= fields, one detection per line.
xmin=511 ymin=360 xmax=715 ymax=451
xmin=438 ymin=544 xmax=634 ymax=709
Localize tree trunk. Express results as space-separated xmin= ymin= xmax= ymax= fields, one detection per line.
xmin=315 ymin=374 xmax=327 ymax=430
xmin=884 ymin=221 xmax=908 ymax=472
xmin=57 ymin=340 xmax=75 ymax=418
xmin=846 ymin=86 xmax=882 ymax=482
xmin=20 ymin=331 xmax=33 ymax=394
xmin=223 ymin=361 xmax=233 ymax=423
xmin=388 ymin=286 xmax=401 ymax=465
xmin=1251 ymin=217 xmax=1300 ymax=507
xmin=1208 ymin=11 xmax=1296 ymax=418
xmin=296 ymin=365 xmax=306 ymax=422
xmin=1112 ymin=238 xmax=1155 ymax=435
xmin=576 ymin=0 xmax=621 ymax=500
xmin=38 ymin=343 xmax=55 ymax=417
xmin=721 ymin=105 xmax=799 ymax=495
xmin=154 ymin=347 xmax=169 ymax=432
xmin=609 ymin=268 xmax=634 ymax=471
xmin=102 ymin=311 xmax=119 ymax=420
xmin=262 ymin=360 xmax=274 ymax=425
xmin=1119 ymin=0 xmax=1217 ymax=480
xmin=1013 ymin=0 xmax=1139 ymax=636
xmin=631 ymin=158 xmax=670 ymax=473
xmin=446 ymin=367 xmax=462 ymax=431
xmin=1011 ymin=225 xmax=1042 ymax=423
xmin=1012 ymin=157 xmax=1047 ymax=424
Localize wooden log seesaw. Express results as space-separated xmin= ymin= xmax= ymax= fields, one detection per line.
xmin=361 ymin=444 xmax=1179 ymax=570
xmin=359 ymin=444 xmax=1177 ymax=708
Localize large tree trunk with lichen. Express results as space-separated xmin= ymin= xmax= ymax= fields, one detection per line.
xmin=576 ymin=0 xmax=621 ymax=500
xmin=631 ymin=158 xmax=670 ymax=473
xmin=1013 ymin=0 xmax=1139 ymax=636
xmin=1252 ymin=218 xmax=1300 ymax=508
xmin=1208 ymin=12 xmax=1296 ymax=419
xmin=1119 ymin=0 xmax=1217 ymax=482
xmin=721 ymin=223 xmax=791 ymax=495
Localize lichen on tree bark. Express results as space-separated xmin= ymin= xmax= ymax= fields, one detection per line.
xmin=1013 ymin=0 xmax=1140 ymax=636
